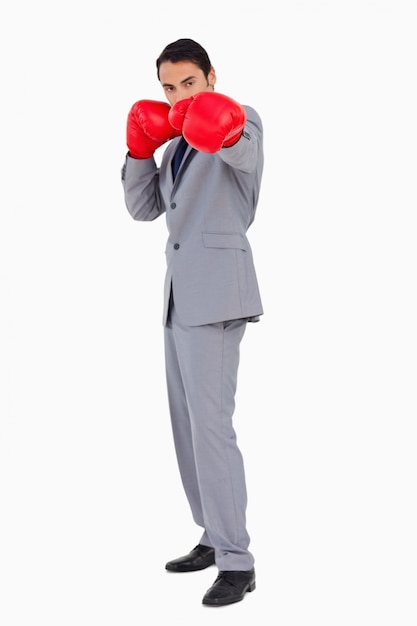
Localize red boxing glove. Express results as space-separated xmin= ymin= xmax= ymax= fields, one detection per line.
xmin=126 ymin=100 xmax=180 ymax=159
xmin=168 ymin=92 xmax=246 ymax=153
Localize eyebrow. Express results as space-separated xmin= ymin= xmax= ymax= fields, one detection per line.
xmin=161 ymin=75 xmax=198 ymax=88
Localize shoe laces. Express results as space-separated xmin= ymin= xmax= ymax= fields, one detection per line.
xmin=214 ymin=571 xmax=238 ymax=587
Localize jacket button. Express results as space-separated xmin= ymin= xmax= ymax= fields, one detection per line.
xmin=170 ymin=202 xmax=176 ymax=209
xmin=174 ymin=243 xmax=180 ymax=250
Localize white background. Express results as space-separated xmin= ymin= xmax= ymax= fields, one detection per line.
xmin=1 ymin=1 xmax=416 ymax=624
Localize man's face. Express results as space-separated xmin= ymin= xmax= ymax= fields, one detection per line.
xmin=159 ymin=61 xmax=216 ymax=106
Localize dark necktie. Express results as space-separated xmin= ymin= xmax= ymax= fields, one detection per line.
xmin=172 ymin=137 xmax=188 ymax=179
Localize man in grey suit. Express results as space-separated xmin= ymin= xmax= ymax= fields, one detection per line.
xmin=121 ymin=38 xmax=264 ymax=606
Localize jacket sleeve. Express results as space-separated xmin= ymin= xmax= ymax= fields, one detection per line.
xmin=121 ymin=153 xmax=166 ymax=221
xmin=217 ymin=105 xmax=263 ymax=174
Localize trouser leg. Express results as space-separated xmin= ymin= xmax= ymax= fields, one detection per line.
xmin=164 ymin=301 xmax=254 ymax=571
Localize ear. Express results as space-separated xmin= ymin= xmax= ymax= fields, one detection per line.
xmin=208 ymin=66 xmax=217 ymax=88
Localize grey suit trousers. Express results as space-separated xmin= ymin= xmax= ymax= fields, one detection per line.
xmin=164 ymin=297 xmax=254 ymax=571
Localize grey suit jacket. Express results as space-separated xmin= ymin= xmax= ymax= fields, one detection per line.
xmin=122 ymin=105 xmax=264 ymax=326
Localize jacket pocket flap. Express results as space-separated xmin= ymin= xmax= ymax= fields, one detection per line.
xmin=202 ymin=232 xmax=247 ymax=250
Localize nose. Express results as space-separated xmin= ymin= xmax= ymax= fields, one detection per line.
xmin=174 ymin=88 xmax=190 ymax=104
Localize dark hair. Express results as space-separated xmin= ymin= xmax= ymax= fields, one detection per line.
xmin=156 ymin=38 xmax=212 ymax=80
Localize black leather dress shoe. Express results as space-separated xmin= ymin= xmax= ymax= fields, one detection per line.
xmin=202 ymin=568 xmax=256 ymax=606
xmin=165 ymin=544 xmax=215 ymax=572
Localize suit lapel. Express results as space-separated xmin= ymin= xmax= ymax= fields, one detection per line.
xmin=172 ymin=143 xmax=197 ymax=184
